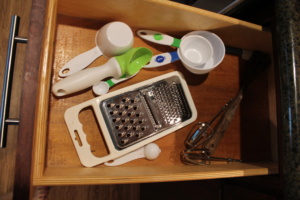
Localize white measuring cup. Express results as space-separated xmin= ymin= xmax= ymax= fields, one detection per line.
xmin=59 ymin=21 xmax=134 ymax=77
xmin=181 ymin=31 xmax=225 ymax=74
xmin=138 ymin=30 xmax=224 ymax=74
xmin=178 ymin=35 xmax=213 ymax=66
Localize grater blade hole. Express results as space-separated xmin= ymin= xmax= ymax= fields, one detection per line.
xmin=126 ymin=132 xmax=134 ymax=137
xmin=118 ymin=132 xmax=126 ymax=137
xmin=121 ymin=139 xmax=129 ymax=145
xmin=100 ymin=75 xmax=192 ymax=150
xmin=136 ymin=132 xmax=143 ymax=138
xmin=107 ymin=103 xmax=115 ymax=108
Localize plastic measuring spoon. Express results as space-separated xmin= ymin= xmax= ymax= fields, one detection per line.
xmin=138 ymin=30 xmax=224 ymax=74
xmin=144 ymin=51 xmax=180 ymax=68
xmin=59 ymin=22 xmax=134 ymax=77
xmin=104 ymin=143 xmax=161 ymax=166
xmin=138 ymin=30 xmax=213 ymax=66
xmin=52 ymin=47 xmax=152 ymax=97
xmin=137 ymin=30 xmax=181 ymax=48
xmin=92 ymin=73 xmax=137 ymax=95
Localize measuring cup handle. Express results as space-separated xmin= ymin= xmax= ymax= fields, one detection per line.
xmin=137 ymin=30 xmax=181 ymax=48
xmin=144 ymin=51 xmax=179 ymax=68
xmin=59 ymin=47 xmax=102 ymax=77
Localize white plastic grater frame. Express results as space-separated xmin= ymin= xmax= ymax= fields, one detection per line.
xmin=64 ymin=71 xmax=197 ymax=167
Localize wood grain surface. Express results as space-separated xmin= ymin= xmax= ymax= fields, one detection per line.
xmin=47 ymin=15 xmax=242 ymax=169
xmin=21 ymin=1 xmax=278 ymax=200
xmin=56 ymin=0 xmax=272 ymax=54
xmin=32 ymin=13 xmax=275 ymax=187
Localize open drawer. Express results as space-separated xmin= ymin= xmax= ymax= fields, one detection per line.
xmin=32 ymin=0 xmax=278 ymax=186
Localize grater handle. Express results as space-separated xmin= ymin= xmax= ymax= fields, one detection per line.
xmin=64 ymin=100 xmax=118 ymax=167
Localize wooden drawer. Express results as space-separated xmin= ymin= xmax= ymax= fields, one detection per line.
xmin=32 ymin=0 xmax=278 ymax=186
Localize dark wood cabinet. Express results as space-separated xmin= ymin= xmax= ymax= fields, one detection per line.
xmin=0 ymin=0 xmax=31 ymax=199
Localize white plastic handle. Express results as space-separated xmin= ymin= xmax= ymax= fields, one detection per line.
xmin=59 ymin=47 xmax=102 ymax=77
xmin=137 ymin=30 xmax=181 ymax=48
xmin=52 ymin=58 xmax=122 ymax=97
xmin=104 ymin=147 xmax=145 ymax=166
xmin=104 ymin=143 xmax=161 ymax=166
xmin=144 ymin=51 xmax=180 ymax=68
xmin=92 ymin=73 xmax=138 ymax=95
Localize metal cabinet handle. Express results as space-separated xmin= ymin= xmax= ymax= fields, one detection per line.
xmin=0 ymin=15 xmax=28 ymax=148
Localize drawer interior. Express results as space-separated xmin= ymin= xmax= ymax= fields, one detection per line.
xmin=32 ymin=0 xmax=277 ymax=185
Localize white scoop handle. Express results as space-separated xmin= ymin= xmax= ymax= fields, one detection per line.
xmin=59 ymin=47 xmax=102 ymax=77
xmin=52 ymin=58 xmax=122 ymax=96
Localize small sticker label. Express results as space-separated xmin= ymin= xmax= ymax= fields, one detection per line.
xmin=154 ymin=33 xmax=163 ymax=41
xmin=156 ymin=56 xmax=165 ymax=63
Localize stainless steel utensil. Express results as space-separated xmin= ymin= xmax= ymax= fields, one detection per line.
xmin=100 ymin=74 xmax=193 ymax=149
xmin=181 ymin=51 xmax=271 ymax=165
xmin=0 ymin=15 xmax=27 ymax=148
xmin=64 ymin=71 xmax=197 ymax=167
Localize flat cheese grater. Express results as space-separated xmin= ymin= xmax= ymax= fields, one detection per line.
xmin=64 ymin=71 xmax=197 ymax=167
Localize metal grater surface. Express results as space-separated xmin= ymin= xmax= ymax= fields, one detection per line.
xmin=100 ymin=75 xmax=192 ymax=150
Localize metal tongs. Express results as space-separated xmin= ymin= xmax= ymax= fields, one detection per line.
xmin=181 ymin=50 xmax=271 ymax=165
